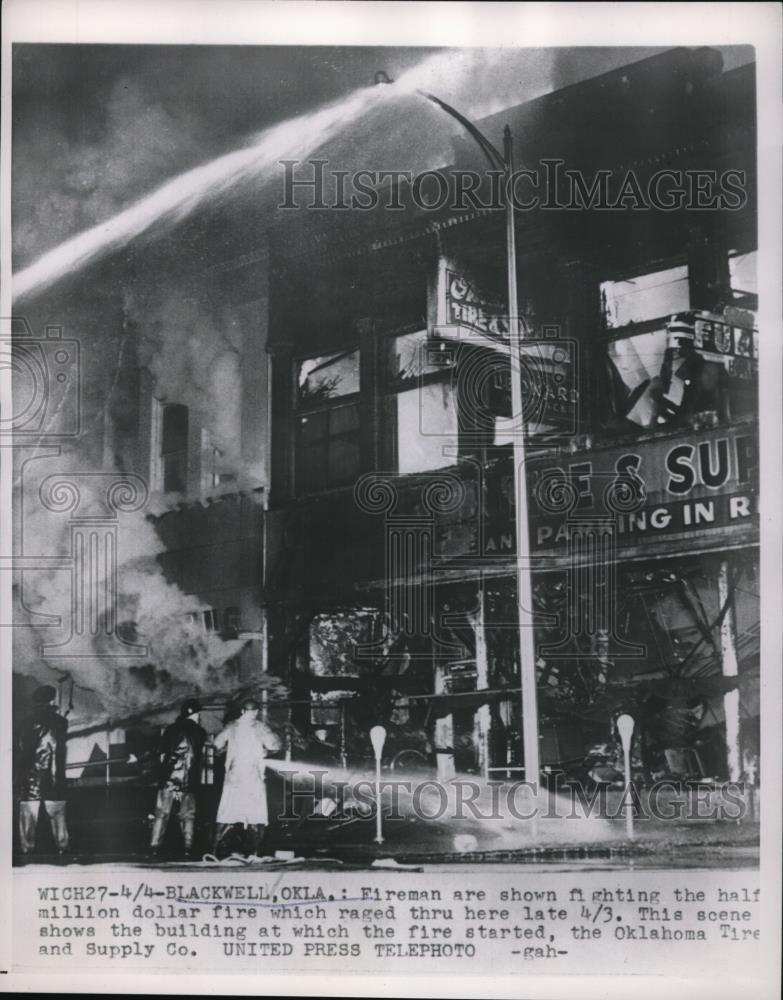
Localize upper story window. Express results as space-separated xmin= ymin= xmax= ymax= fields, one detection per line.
xmin=601 ymin=259 xmax=757 ymax=431
xmin=295 ymin=348 xmax=361 ymax=494
xmin=382 ymin=328 xmax=574 ymax=470
xmin=729 ymin=250 xmax=757 ymax=306
xmin=601 ymin=263 xmax=701 ymax=430
xmin=298 ymin=348 xmax=360 ymax=403
xmin=203 ymin=436 xmax=237 ymax=492
xmin=601 ymin=264 xmax=690 ymax=330
xmin=160 ymin=403 xmax=189 ymax=493
xmin=184 ymin=608 xmax=220 ymax=631
xmin=383 ymin=329 xmax=459 ymax=474
xmin=223 ymin=606 xmax=242 ymax=636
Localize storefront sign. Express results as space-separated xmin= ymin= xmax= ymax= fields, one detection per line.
xmin=668 ymin=311 xmax=758 ymax=380
xmin=445 ymin=270 xmax=509 ymax=342
xmin=439 ymin=424 xmax=759 ymax=558
xmin=438 ymin=263 xmax=578 ymax=434
xmin=531 ymin=491 xmax=755 ymax=550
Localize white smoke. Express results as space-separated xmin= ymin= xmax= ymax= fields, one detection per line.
xmin=138 ymin=289 xmax=245 ymax=480
xmin=13 ymin=458 xmax=252 ymax=721
xmin=13 ymin=84 xmax=388 ymax=301
xmin=11 ymin=45 xmax=665 ymax=721
xmin=13 ymin=46 xmax=669 ymax=303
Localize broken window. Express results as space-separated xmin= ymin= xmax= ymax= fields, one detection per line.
xmin=601 ymin=264 xmax=690 ymax=329
xmin=384 ymin=330 xmax=459 ymax=474
xmin=601 ymin=260 xmax=757 ymax=430
xmin=729 ymin=249 xmax=757 ymax=305
xmin=297 ymin=348 xmax=360 ymax=403
xmin=295 ymin=348 xmax=361 ymax=493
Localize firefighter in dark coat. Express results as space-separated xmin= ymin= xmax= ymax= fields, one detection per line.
xmin=16 ymin=685 xmax=70 ymax=854
xmin=150 ymin=697 xmax=206 ymax=856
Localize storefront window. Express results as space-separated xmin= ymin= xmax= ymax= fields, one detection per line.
xmin=295 ymin=348 xmax=361 ymax=493
xmin=531 ymin=554 xmax=759 ymax=782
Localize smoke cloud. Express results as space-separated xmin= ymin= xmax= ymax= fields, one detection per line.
xmin=11 ymin=43 xmax=707 ymax=724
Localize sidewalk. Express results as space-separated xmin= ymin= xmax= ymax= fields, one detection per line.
xmin=12 ymin=780 xmax=760 ymax=868
xmin=265 ymin=787 xmax=760 ymax=868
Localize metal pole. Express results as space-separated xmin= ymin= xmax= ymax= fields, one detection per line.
xmin=472 ymin=583 xmax=491 ymax=781
xmin=339 ymin=700 xmax=348 ymax=771
xmin=617 ymin=714 xmax=635 ymax=840
xmin=503 ymin=126 xmax=540 ymax=789
xmin=260 ymin=489 xmax=269 ymax=726
xmin=718 ymin=559 xmax=741 ymax=781
xmin=370 ymin=726 xmax=386 ymax=845
xmin=411 ymin=87 xmax=542 ymax=796
xmin=374 ymin=755 xmax=384 ymax=845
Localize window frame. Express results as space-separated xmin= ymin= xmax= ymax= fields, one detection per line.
xmin=159 ymin=401 xmax=189 ymax=495
xmin=599 ymin=258 xmax=691 ymax=342
xmin=382 ymin=325 xmax=461 ymax=474
xmin=599 ymin=251 xmax=758 ymax=434
xmin=292 ymin=344 xmax=363 ymax=496
xmin=728 ymin=248 xmax=758 ymax=312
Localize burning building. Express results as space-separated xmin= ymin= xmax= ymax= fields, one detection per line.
xmin=9 ymin=44 xmax=759 ymax=855
xmin=263 ymin=46 xmax=759 ymax=785
xmin=10 ymin=193 xmax=274 ymax=850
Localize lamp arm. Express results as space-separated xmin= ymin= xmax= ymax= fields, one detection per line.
xmin=416 ymin=90 xmax=506 ymax=173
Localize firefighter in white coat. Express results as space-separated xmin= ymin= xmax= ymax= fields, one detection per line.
xmin=213 ymin=698 xmax=281 ymax=856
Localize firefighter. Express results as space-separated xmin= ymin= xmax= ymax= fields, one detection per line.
xmin=16 ymin=685 xmax=70 ymax=856
xmin=212 ymin=698 xmax=281 ymax=857
xmin=150 ymin=697 xmax=206 ymax=857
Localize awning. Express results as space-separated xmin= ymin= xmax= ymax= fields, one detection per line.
xmin=307 ymin=672 xmax=428 ymax=695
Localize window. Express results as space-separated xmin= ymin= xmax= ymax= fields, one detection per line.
xmin=205 ymin=439 xmax=236 ymax=491
xmin=493 ymin=341 xmax=576 ymax=441
xmin=298 ymin=348 xmax=360 ymax=402
xmin=602 ymin=259 xmax=757 ymax=430
xmin=161 ymin=403 xmax=188 ymax=493
xmin=184 ymin=608 xmax=220 ymax=631
xmin=223 ymin=607 xmax=242 ymax=636
xmin=602 ymin=264 xmax=695 ymax=430
xmin=725 ymin=251 xmax=759 ymax=419
xmin=601 ymin=264 xmax=690 ymax=330
xmin=729 ymin=250 xmax=757 ymax=305
xmin=384 ymin=330 xmax=459 ymax=474
xmin=295 ymin=348 xmax=361 ymax=493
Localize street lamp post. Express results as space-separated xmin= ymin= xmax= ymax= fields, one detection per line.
xmin=616 ymin=714 xmax=636 ymax=840
xmin=416 ymin=90 xmax=541 ymax=788
xmin=369 ymin=725 xmax=387 ymax=845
